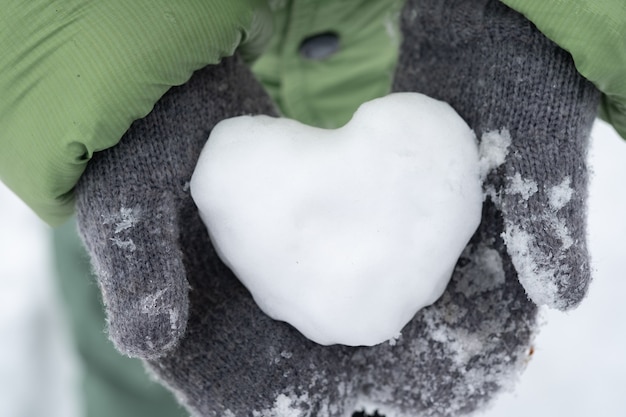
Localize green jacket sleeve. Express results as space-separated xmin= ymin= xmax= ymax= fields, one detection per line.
xmin=0 ymin=0 xmax=271 ymax=226
xmin=501 ymin=0 xmax=626 ymax=140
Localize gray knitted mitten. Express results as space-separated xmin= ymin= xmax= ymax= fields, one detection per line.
xmin=394 ymin=0 xmax=600 ymax=311
xmin=75 ymin=55 xmax=278 ymax=359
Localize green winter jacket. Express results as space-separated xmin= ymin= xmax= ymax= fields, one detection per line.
xmin=1 ymin=0 xmax=625 ymax=227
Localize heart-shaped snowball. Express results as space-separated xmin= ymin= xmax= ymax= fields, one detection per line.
xmin=190 ymin=93 xmax=482 ymax=346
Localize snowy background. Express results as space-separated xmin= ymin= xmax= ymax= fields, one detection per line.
xmin=1 ymin=119 xmax=625 ymax=417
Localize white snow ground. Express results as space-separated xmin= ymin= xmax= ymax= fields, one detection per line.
xmin=1 ymin=119 xmax=625 ymax=417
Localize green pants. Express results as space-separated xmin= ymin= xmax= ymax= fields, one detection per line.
xmin=52 ymin=219 xmax=186 ymax=417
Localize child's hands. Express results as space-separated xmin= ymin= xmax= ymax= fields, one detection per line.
xmin=75 ymin=1 xmax=601 ymax=416
xmin=74 ymin=53 xmax=534 ymax=417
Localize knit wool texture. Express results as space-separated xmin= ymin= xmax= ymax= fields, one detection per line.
xmin=76 ymin=55 xmax=279 ymax=359
xmin=75 ymin=1 xmax=601 ymax=416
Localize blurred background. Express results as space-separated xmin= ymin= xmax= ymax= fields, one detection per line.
xmin=1 ymin=119 xmax=625 ymax=417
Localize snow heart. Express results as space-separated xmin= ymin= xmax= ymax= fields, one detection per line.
xmin=190 ymin=93 xmax=483 ymax=346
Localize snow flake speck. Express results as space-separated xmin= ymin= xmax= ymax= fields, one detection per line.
xmin=549 ymin=177 xmax=573 ymax=211
xmin=255 ymin=393 xmax=310 ymax=417
xmin=103 ymin=207 xmax=140 ymax=251
xmin=506 ymin=172 xmax=538 ymax=201
xmin=103 ymin=207 xmax=140 ymax=233
xmin=169 ymin=308 xmax=179 ymax=330
xmin=551 ymin=217 xmax=574 ymax=250
xmin=109 ymin=237 xmax=136 ymax=252
xmin=478 ymin=129 xmax=512 ymax=180
xmin=501 ymin=223 xmax=562 ymax=309
xmin=141 ymin=288 xmax=168 ymax=316
xmin=388 ymin=332 xmax=402 ymax=346
xmin=455 ymin=244 xmax=506 ymax=297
